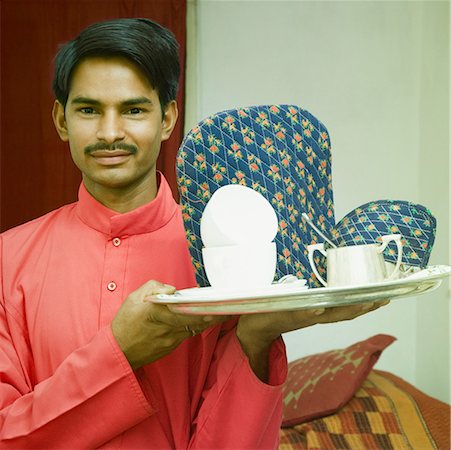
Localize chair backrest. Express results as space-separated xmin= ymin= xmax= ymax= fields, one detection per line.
xmin=176 ymin=104 xmax=335 ymax=287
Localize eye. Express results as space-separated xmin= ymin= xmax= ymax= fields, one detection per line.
xmin=79 ymin=107 xmax=97 ymax=114
xmin=126 ymin=107 xmax=144 ymax=115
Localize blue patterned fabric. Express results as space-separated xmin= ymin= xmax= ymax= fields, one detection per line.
xmin=331 ymin=200 xmax=436 ymax=268
xmin=176 ymin=105 xmax=335 ymax=287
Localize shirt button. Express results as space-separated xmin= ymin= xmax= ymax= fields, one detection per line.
xmin=107 ymin=282 xmax=117 ymax=291
xmin=112 ymin=237 xmax=121 ymax=247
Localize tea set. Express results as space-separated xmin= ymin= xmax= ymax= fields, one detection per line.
xmin=200 ymin=184 xmax=414 ymax=292
xmin=200 ymin=184 xmax=278 ymax=289
xmin=154 ymin=183 xmax=450 ymax=312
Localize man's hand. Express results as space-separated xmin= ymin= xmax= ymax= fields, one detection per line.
xmin=236 ymin=300 xmax=389 ymax=381
xmin=111 ymin=280 xmax=229 ymax=370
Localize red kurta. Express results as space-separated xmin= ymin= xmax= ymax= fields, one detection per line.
xmin=0 ymin=174 xmax=287 ymax=449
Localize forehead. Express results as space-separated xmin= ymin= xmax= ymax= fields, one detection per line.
xmin=68 ymin=56 xmax=154 ymax=98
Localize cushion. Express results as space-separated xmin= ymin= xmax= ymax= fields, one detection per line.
xmin=282 ymin=334 xmax=396 ymax=427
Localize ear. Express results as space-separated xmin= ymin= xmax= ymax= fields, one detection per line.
xmin=160 ymin=100 xmax=178 ymax=142
xmin=52 ymin=100 xmax=69 ymax=142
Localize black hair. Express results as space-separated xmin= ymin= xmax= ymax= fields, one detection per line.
xmin=52 ymin=18 xmax=180 ymax=111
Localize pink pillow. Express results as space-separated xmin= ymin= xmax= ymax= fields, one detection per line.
xmin=282 ymin=334 xmax=396 ymax=426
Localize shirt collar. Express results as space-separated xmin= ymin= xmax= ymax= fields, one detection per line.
xmin=75 ymin=173 xmax=178 ymax=237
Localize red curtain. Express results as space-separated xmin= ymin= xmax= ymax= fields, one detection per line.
xmin=0 ymin=0 xmax=186 ymax=232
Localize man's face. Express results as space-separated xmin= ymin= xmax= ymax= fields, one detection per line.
xmin=53 ymin=56 xmax=177 ymax=199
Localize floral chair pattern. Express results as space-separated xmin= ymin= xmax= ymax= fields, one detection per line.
xmin=176 ymin=104 xmax=334 ymax=288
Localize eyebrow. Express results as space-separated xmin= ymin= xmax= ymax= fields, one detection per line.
xmin=70 ymin=96 xmax=153 ymax=106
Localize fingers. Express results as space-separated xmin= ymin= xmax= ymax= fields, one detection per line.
xmin=182 ymin=323 xmax=214 ymax=337
xmin=135 ymin=280 xmax=233 ymax=336
xmin=126 ymin=280 xmax=231 ymax=339
xmin=112 ymin=280 xmax=230 ymax=368
xmin=357 ymin=299 xmax=390 ymax=313
xmin=139 ymin=279 xmax=176 ymax=299
xmin=314 ymin=299 xmax=390 ymax=323
xmin=141 ymin=300 xmax=229 ymax=339
xmin=375 ymin=299 xmax=390 ymax=307
xmin=122 ymin=279 xmax=176 ymax=306
xmin=177 ymin=312 xmax=231 ymax=337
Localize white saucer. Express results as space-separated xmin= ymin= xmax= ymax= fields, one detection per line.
xmin=171 ymin=279 xmax=308 ymax=302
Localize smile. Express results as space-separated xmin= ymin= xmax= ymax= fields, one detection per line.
xmin=89 ymin=150 xmax=133 ymax=166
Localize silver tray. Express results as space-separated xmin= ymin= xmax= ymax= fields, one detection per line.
xmin=153 ymin=265 xmax=450 ymax=315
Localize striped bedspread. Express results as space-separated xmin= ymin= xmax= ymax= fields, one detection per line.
xmin=279 ymin=370 xmax=450 ymax=450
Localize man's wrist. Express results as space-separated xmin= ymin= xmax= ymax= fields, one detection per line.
xmin=235 ymin=327 xmax=278 ymax=382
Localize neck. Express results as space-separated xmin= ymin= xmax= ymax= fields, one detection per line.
xmin=83 ymin=172 xmax=159 ymax=213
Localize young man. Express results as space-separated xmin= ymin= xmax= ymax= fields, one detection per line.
xmin=0 ymin=18 xmax=383 ymax=449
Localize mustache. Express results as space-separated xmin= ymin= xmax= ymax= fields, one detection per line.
xmin=84 ymin=142 xmax=138 ymax=155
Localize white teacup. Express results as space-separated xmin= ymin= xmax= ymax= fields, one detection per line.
xmin=307 ymin=234 xmax=403 ymax=287
xmin=202 ymin=242 xmax=277 ymax=289
xmin=200 ymin=185 xmax=278 ymax=247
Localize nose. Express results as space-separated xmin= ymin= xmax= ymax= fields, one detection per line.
xmin=96 ymin=111 xmax=126 ymax=143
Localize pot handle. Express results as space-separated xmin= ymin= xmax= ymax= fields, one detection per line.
xmin=377 ymin=234 xmax=403 ymax=280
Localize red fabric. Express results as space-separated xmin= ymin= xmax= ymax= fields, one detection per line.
xmin=374 ymin=370 xmax=451 ymax=450
xmin=0 ymin=0 xmax=186 ymax=232
xmin=279 ymin=369 xmax=447 ymax=450
xmin=0 ymin=174 xmax=287 ymax=448
xmin=282 ymin=334 xmax=396 ymax=427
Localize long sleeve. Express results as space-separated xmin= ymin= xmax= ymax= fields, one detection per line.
xmin=0 ymin=299 xmax=154 ymax=448
xmin=189 ymin=325 xmax=287 ymax=450
xmin=1 ymin=311 xmax=286 ymax=450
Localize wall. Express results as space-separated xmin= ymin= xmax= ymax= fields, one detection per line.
xmin=415 ymin=0 xmax=450 ymax=405
xmin=186 ymin=0 xmax=450 ymax=402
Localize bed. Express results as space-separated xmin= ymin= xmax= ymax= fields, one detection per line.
xmin=278 ymin=335 xmax=450 ymax=450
